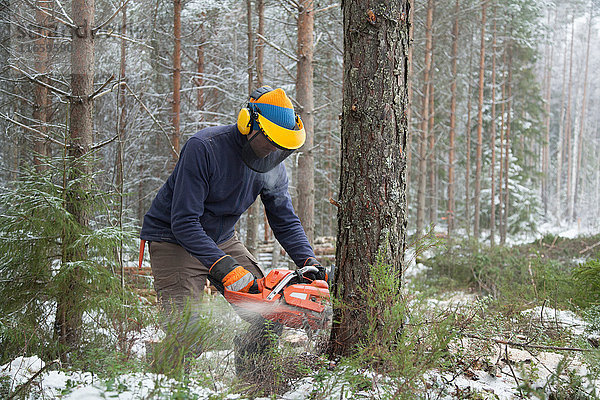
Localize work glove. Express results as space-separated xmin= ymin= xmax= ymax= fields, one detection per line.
xmin=210 ymin=255 xmax=262 ymax=294
xmin=301 ymin=257 xmax=328 ymax=282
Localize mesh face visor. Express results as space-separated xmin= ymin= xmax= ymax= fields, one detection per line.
xmin=240 ymin=109 xmax=305 ymax=173
xmin=241 ymin=130 xmax=295 ymax=173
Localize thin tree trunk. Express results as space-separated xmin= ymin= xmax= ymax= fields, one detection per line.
xmin=171 ymin=0 xmax=182 ymax=167
xmin=565 ymin=14 xmax=575 ymax=221
xmin=256 ymin=0 xmax=265 ymax=86
xmin=296 ymin=0 xmax=315 ymax=245
xmin=447 ymin=0 xmax=459 ymax=239
xmin=465 ymin=35 xmax=474 ymax=238
xmin=329 ymin=0 xmax=409 ymax=357
xmin=405 ymin=0 xmax=414 ymax=209
xmin=474 ymin=0 xmax=486 ymax=240
xmin=428 ymin=52 xmax=436 ymax=226
xmin=573 ymin=7 xmax=592 ymax=221
xmin=555 ymin=17 xmax=569 ymax=222
xmin=498 ymin=55 xmax=506 ymax=244
xmin=245 ymin=0 xmax=260 ymax=257
xmin=55 ymin=0 xmax=95 ymax=360
xmin=196 ymin=24 xmax=205 ymax=114
xmin=116 ymin=3 xmax=127 ymax=291
xmin=542 ymin=9 xmax=556 ymax=217
xmin=416 ymin=0 xmax=434 ymax=236
xmin=33 ymin=0 xmax=53 ymax=171
xmin=502 ymin=46 xmax=513 ymax=244
xmin=489 ymin=5 xmax=497 ymax=247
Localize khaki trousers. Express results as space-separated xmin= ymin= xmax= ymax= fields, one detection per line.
xmin=149 ymin=234 xmax=265 ymax=305
xmin=148 ymin=234 xmax=278 ymax=376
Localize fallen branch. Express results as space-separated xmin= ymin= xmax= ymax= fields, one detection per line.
xmin=7 ymin=360 xmax=58 ymax=400
xmin=464 ymin=333 xmax=593 ymax=352
xmin=579 ymin=241 xmax=600 ymax=255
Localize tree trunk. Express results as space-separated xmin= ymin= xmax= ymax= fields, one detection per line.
xmin=405 ymin=0 xmax=414 ymax=209
xmin=244 ymin=0 xmax=261 ymax=257
xmin=447 ymin=0 xmax=459 ymax=239
xmin=464 ymin=36 xmax=474 ymax=238
xmin=573 ymin=6 xmax=592 ymax=221
xmin=502 ymin=46 xmax=512 ymax=244
xmin=499 ymin=45 xmax=506 ymax=244
xmin=489 ymin=5 xmax=497 ymax=247
xmin=328 ymin=0 xmax=409 ymax=357
xmin=565 ymin=14 xmax=575 ymax=221
xmin=55 ymin=0 xmax=94 ymax=360
xmin=427 ymin=52 xmax=436 ymax=226
xmin=416 ymin=0 xmax=433 ymax=236
xmin=196 ymin=24 xmax=205 ymax=114
xmin=296 ymin=0 xmax=315 ymax=245
xmin=542 ymin=9 xmax=556 ymax=217
xmin=32 ymin=0 xmax=53 ymax=171
xmin=474 ymin=0 xmax=486 ymax=240
xmin=256 ymin=0 xmax=265 ymax=86
xmin=555 ymin=16 xmax=569 ymax=222
xmin=171 ymin=0 xmax=182 ymax=167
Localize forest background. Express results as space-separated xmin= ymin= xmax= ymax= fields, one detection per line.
xmin=1 ymin=0 xmax=599 ymax=247
xmin=0 ymin=0 xmax=600 ymax=396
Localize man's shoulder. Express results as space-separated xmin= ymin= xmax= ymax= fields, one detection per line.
xmin=192 ymin=124 xmax=237 ymax=143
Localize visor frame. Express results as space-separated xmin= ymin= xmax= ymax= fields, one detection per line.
xmin=253 ymin=111 xmax=306 ymax=150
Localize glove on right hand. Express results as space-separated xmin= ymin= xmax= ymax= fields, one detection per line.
xmin=301 ymin=258 xmax=327 ymax=282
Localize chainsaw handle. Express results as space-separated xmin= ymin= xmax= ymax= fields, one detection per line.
xmin=297 ymin=265 xmax=319 ymax=277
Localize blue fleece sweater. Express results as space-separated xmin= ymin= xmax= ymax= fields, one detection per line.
xmin=140 ymin=124 xmax=316 ymax=269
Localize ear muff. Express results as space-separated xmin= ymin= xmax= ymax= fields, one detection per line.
xmin=237 ymin=107 xmax=252 ymax=135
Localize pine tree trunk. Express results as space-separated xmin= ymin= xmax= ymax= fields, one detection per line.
xmin=296 ymin=0 xmax=315 ymax=245
xmin=171 ymin=0 xmax=182 ymax=166
xmin=405 ymin=0 xmax=414 ymax=209
xmin=116 ymin=4 xmax=127 ymax=286
xmin=465 ymin=43 xmax=474 ymax=238
xmin=33 ymin=0 xmax=53 ymax=171
xmin=428 ymin=55 xmax=436 ymax=226
xmin=447 ymin=0 xmax=459 ymax=239
xmin=489 ymin=6 xmax=497 ymax=247
xmin=416 ymin=0 xmax=434 ymax=236
xmin=196 ymin=24 xmax=205 ymax=114
xmin=256 ymin=0 xmax=265 ymax=86
xmin=328 ymin=0 xmax=409 ymax=357
xmin=555 ymin=17 xmax=569 ymax=222
xmin=245 ymin=0 xmax=260 ymax=257
xmin=499 ymin=45 xmax=506 ymax=244
xmin=542 ymin=9 xmax=555 ymax=217
xmin=55 ymin=0 xmax=94 ymax=360
xmin=502 ymin=46 xmax=513 ymax=244
xmin=565 ymin=14 xmax=575 ymax=221
xmin=573 ymin=7 xmax=592 ymax=221
xmin=474 ymin=0 xmax=486 ymax=240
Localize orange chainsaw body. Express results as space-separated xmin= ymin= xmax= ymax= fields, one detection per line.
xmin=223 ymin=268 xmax=330 ymax=330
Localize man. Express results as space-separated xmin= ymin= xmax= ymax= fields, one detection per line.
xmin=140 ymin=86 xmax=326 ymax=374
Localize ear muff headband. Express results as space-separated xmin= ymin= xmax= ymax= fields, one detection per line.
xmin=237 ymin=87 xmax=272 ymax=135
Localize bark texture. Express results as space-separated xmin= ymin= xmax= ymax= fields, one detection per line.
xmin=55 ymin=0 xmax=94 ymax=359
xmin=171 ymin=0 xmax=182 ymax=166
xmin=296 ymin=0 xmax=315 ymax=245
xmin=328 ymin=0 xmax=409 ymax=357
xmin=415 ymin=0 xmax=433 ymax=236
xmin=447 ymin=0 xmax=459 ymax=238
xmin=474 ymin=1 xmax=486 ymax=239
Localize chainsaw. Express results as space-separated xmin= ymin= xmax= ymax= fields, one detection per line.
xmin=223 ymin=265 xmax=331 ymax=331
